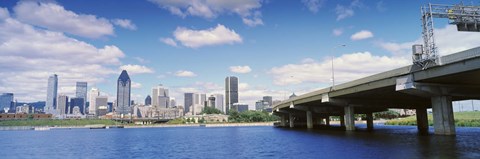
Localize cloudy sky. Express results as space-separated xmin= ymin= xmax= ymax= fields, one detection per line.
xmin=1 ymin=0 xmax=479 ymax=109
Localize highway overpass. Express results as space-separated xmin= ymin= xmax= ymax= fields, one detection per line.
xmin=273 ymin=47 xmax=480 ymax=135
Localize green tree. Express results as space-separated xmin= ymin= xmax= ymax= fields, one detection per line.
xmin=201 ymin=106 xmax=222 ymax=114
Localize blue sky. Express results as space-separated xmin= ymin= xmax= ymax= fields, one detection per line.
xmin=1 ymin=0 xmax=479 ymax=109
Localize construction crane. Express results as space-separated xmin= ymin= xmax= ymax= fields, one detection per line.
xmin=413 ymin=3 xmax=480 ymax=69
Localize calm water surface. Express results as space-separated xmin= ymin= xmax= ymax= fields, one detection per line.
xmin=1 ymin=124 xmax=479 ymax=159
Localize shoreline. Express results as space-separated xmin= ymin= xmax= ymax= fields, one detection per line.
xmin=0 ymin=122 xmax=276 ymax=131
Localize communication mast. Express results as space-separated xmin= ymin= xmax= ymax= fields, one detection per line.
xmin=413 ymin=3 xmax=480 ymax=69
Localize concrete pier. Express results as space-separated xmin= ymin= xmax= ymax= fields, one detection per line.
xmin=289 ymin=113 xmax=295 ymax=128
xmin=432 ymin=96 xmax=455 ymax=135
xmin=344 ymin=106 xmax=355 ymax=131
xmin=325 ymin=116 xmax=330 ymax=126
xmin=366 ymin=113 xmax=373 ymax=131
xmin=416 ymin=107 xmax=429 ymax=135
xmin=280 ymin=114 xmax=287 ymax=127
xmin=306 ymin=111 xmax=313 ymax=129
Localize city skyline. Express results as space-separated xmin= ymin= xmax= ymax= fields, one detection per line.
xmin=2 ymin=0 xmax=480 ymax=109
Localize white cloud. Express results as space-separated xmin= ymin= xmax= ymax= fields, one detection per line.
xmin=335 ymin=0 xmax=363 ymax=21
xmin=175 ymin=70 xmax=197 ymax=77
xmin=333 ymin=28 xmax=343 ymax=36
xmin=172 ymin=24 xmax=242 ymax=48
xmin=242 ymin=11 xmax=263 ymax=27
xmin=302 ymin=0 xmax=325 ymax=13
xmin=351 ymin=30 xmax=373 ymax=40
xmin=0 ymin=7 xmax=9 ymax=20
xmin=119 ymin=64 xmax=154 ymax=75
xmin=378 ymin=25 xmax=480 ymax=57
xmin=13 ymin=1 xmax=114 ymax=38
xmin=160 ymin=37 xmax=178 ymax=47
xmin=270 ymin=52 xmax=410 ymax=86
xmin=112 ymin=19 xmax=137 ymax=30
xmin=229 ymin=65 xmax=252 ymax=74
xmin=0 ymin=9 xmax=125 ymax=102
xmin=148 ymin=0 xmax=264 ymax=26
xmin=131 ymin=81 xmax=142 ymax=89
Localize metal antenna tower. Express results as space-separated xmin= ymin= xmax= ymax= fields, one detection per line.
xmin=413 ymin=3 xmax=480 ymax=69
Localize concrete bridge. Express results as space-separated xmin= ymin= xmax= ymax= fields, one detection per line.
xmin=273 ymin=47 xmax=480 ymax=135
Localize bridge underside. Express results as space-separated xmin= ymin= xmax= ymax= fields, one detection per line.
xmin=273 ymin=49 xmax=480 ymax=135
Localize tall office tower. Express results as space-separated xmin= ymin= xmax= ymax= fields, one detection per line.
xmin=45 ymin=74 xmax=58 ymax=114
xmin=0 ymin=93 xmax=14 ymax=113
xmin=214 ymin=94 xmax=224 ymax=113
xmin=200 ymin=94 xmax=206 ymax=106
xmin=145 ymin=95 xmax=152 ymax=105
xmin=95 ymin=96 xmax=108 ymax=115
xmin=152 ymin=84 xmax=169 ymax=108
xmin=116 ymin=70 xmax=131 ymax=115
xmin=75 ymin=82 xmax=87 ymax=112
xmin=208 ymin=95 xmax=215 ymax=107
xmin=88 ymin=87 xmax=100 ymax=115
xmin=225 ymin=76 xmax=238 ymax=113
xmin=184 ymin=93 xmax=194 ymax=115
xmin=70 ymin=98 xmax=84 ymax=114
xmin=57 ymin=94 xmax=68 ymax=115
xmin=263 ymin=96 xmax=273 ymax=106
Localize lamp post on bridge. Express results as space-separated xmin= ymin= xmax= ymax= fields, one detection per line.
xmin=331 ymin=44 xmax=346 ymax=90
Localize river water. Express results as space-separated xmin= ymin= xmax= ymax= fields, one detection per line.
xmin=0 ymin=124 xmax=479 ymax=159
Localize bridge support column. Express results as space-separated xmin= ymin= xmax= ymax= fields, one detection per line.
xmin=289 ymin=113 xmax=294 ymax=128
xmin=280 ymin=114 xmax=287 ymax=127
xmin=366 ymin=113 xmax=373 ymax=131
xmin=325 ymin=116 xmax=330 ymax=126
xmin=432 ymin=96 xmax=455 ymax=135
xmin=416 ymin=107 xmax=429 ymax=135
xmin=344 ymin=106 xmax=355 ymax=131
xmin=306 ymin=111 xmax=313 ymax=129
xmin=340 ymin=115 xmax=345 ymax=127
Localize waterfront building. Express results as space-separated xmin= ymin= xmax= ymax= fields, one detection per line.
xmin=95 ymin=96 xmax=108 ymax=116
xmin=70 ymin=97 xmax=84 ymax=114
xmin=116 ymin=70 xmax=131 ymax=115
xmin=184 ymin=93 xmax=194 ymax=115
xmin=214 ymin=94 xmax=224 ymax=113
xmin=0 ymin=93 xmax=14 ymax=113
xmin=170 ymin=98 xmax=176 ymax=107
xmin=72 ymin=106 xmax=81 ymax=115
xmin=15 ymin=104 xmax=30 ymax=114
xmin=57 ymin=94 xmax=68 ymax=115
xmin=152 ymin=85 xmax=169 ymax=108
xmin=88 ymin=87 xmax=100 ymax=115
xmin=232 ymin=103 xmax=249 ymax=113
xmin=255 ymin=100 xmax=270 ymax=111
xmin=145 ymin=95 xmax=152 ymax=105
xmin=263 ymin=96 xmax=273 ymax=106
xmin=97 ymin=106 xmax=108 ymax=116
xmin=208 ymin=95 xmax=215 ymax=107
xmin=45 ymin=74 xmax=58 ymax=114
xmin=225 ymin=76 xmax=238 ymax=113
xmin=75 ymin=82 xmax=87 ymax=112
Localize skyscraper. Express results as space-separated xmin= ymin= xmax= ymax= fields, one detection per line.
xmin=214 ymin=94 xmax=224 ymax=113
xmin=116 ymin=70 xmax=131 ymax=115
xmin=225 ymin=76 xmax=238 ymax=113
xmin=57 ymin=94 xmax=68 ymax=115
xmin=45 ymin=74 xmax=58 ymax=114
xmin=152 ymin=84 xmax=169 ymax=108
xmin=88 ymin=87 xmax=100 ymax=115
xmin=0 ymin=93 xmax=14 ymax=113
xmin=145 ymin=95 xmax=152 ymax=105
xmin=75 ymin=82 xmax=87 ymax=112
xmin=184 ymin=93 xmax=194 ymax=115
